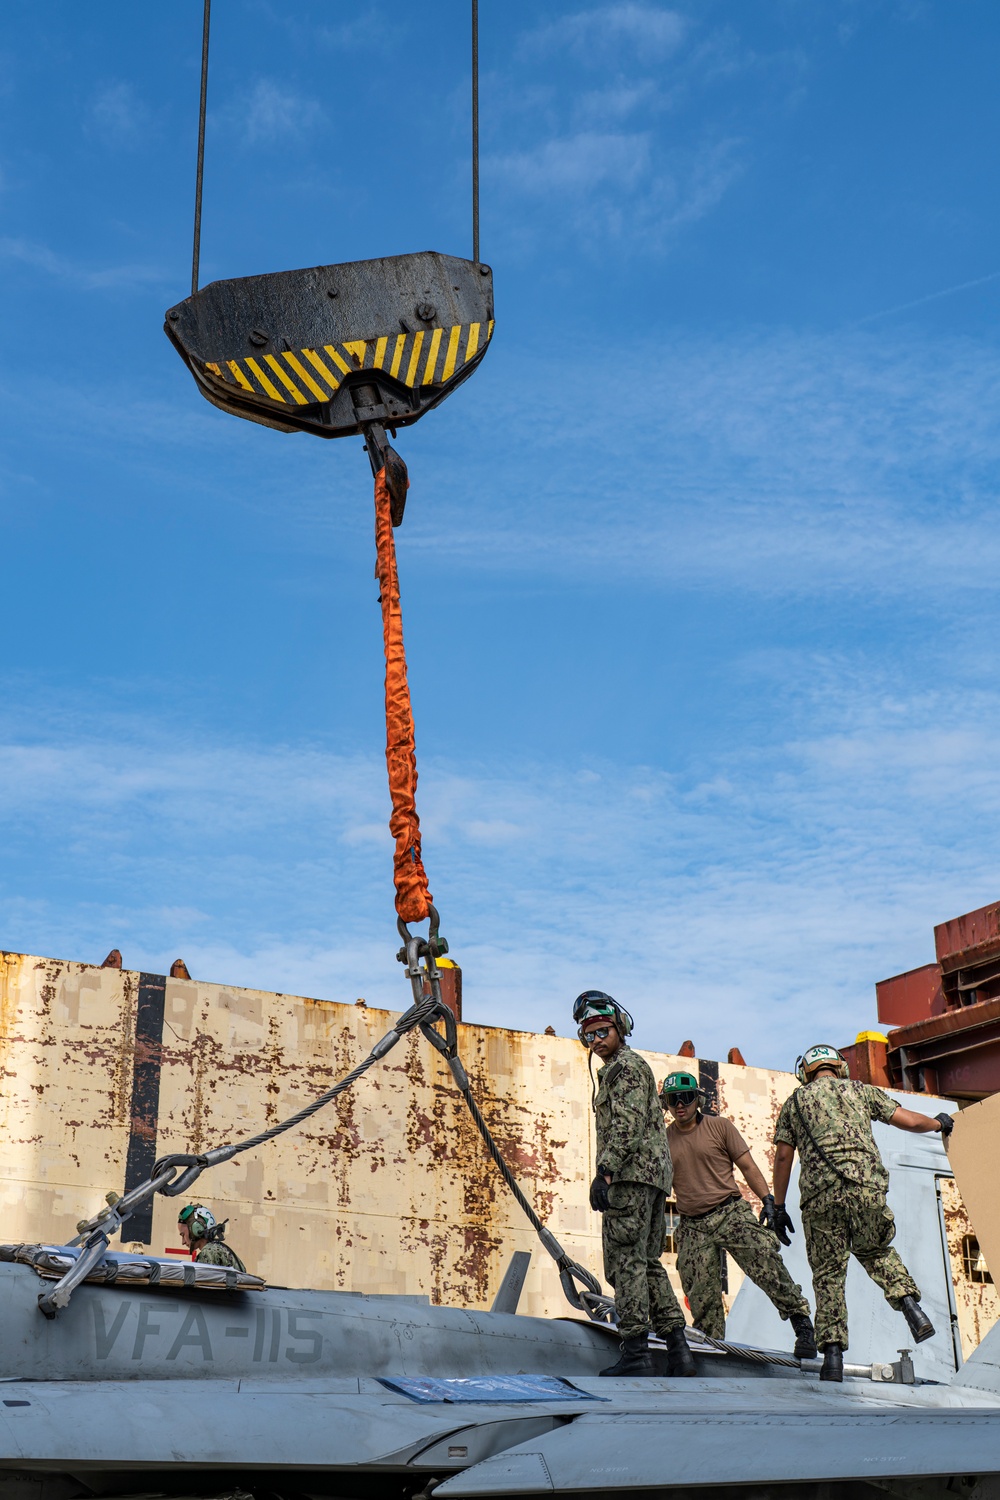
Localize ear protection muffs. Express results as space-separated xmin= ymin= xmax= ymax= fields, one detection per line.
xmin=795 ymin=1044 xmax=850 ymax=1084
xmin=573 ymin=990 xmax=635 ymax=1046
xmin=179 ymin=1203 xmax=217 ymax=1240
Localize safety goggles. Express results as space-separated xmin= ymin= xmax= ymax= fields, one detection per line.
xmin=573 ymin=1000 xmax=615 ymax=1024
xmin=583 ymin=1026 xmax=614 ymax=1043
xmin=665 ymin=1092 xmax=699 ymax=1107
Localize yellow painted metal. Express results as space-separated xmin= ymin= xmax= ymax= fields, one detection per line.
xmin=324 ymin=345 xmax=352 ymax=376
xmin=263 ymin=355 xmax=308 ymax=404
xmin=422 ymin=327 xmax=444 ymax=385
xmin=404 ymin=331 xmax=425 ymax=388
xmin=244 ymin=358 xmax=283 ymax=402
xmin=281 ymin=352 xmax=328 ymax=402
xmin=389 ymin=333 xmax=407 ymax=380
xmin=206 ymin=324 xmax=492 ymax=407
xmin=227 ymin=360 xmax=255 ymax=392
xmin=302 ymin=348 xmax=341 ymax=390
xmin=442 ymin=324 xmax=462 ymax=382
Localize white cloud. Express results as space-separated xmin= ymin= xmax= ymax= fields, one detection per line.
xmin=315 ymin=8 xmax=399 ymax=52
xmin=87 ymin=82 xmax=152 ymax=146
xmin=485 ymin=131 xmax=740 ymax=248
xmin=1 ymin=658 xmax=999 ymax=1070
xmin=219 ymin=80 xmax=328 ymax=146
xmin=488 ymin=4 xmax=752 ymax=252
xmin=526 ymin=4 xmax=687 ymax=62
xmin=0 ymin=237 xmax=166 ymax=292
xmin=575 ymin=79 xmax=660 ymax=123
xmin=490 ymin=130 xmax=651 ymax=196
xmin=255 ymin=2 xmax=404 ymax=54
xmin=405 ymin=328 xmax=1000 ymax=596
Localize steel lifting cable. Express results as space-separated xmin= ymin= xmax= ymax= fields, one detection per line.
xmin=426 ymin=1007 xmax=608 ymax=1316
xmin=39 ymin=2 xmax=611 ymax=1328
xmin=369 ymin=458 xmax=609 ymax=1319
xmin=43 ymin=991 xmax=607 ymax=1320
xmin=472 ymin=0 xmax=480 ymax=264
xmin=42 ymin=993 xmax=441 ymax=1316
xmin=688 ymin=1331 xmax=799 ymax=1369
xmin=191 ymin=0 xmax=211 ymax=296
xmin=190 ymin=0 xmax=478 ymax=289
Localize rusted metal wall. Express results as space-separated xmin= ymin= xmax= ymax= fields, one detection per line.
xmin=0 ymin=952 xmax=136 ymax=1236
xmin=0 ymin=949 xmax=995 ymax=1348
xmin=938 ymin=1174 xmax=1000 ymax=1358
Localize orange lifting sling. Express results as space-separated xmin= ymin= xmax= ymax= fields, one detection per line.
xmin=166 ymin=2 xmax=492 ymax=941
xmin=373 ymin=466 xmax=432 ymax=924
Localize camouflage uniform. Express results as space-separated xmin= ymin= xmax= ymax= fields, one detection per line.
xmin=774 ymin=1076 xmax=919 ymax=1350
xmin=195 ymin=1241 xmax=246 ymax=1272
xmin=675 ymin=1198 xmax=809 ymax=1340
xmin=595 ymin=1045 xmax=685 ymax=1340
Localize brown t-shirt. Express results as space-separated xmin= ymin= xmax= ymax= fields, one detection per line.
xmin=666 ymin=1114 xmax=750 ymax=1216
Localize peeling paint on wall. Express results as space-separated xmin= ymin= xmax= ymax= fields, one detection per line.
xmin=0 ymin=951 xmax=994 ymax=1347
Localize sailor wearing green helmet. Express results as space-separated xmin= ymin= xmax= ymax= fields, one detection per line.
xmin=177 ymin=1204 xmax=247 ymax=1271
xmin=659 ymin=1070 xmax=816 ymax=1360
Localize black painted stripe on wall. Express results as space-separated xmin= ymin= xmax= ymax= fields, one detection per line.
xmin=698 ymin=1057 xmax=720 ymax=1116
xmin=122 ymin=972 xmax=167 ymax=1245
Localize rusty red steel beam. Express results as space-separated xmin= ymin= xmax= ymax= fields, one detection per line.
xmin=935 ymin=901 xmax=1000 ymax=974
xmin=887 ymin=995 xmax=1000 ymax=1050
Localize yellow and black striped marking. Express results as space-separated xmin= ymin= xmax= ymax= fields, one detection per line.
xmin=204 ymin=320 xmax=494 ymax=408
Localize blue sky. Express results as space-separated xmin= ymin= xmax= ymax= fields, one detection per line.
xmin=2 ymin=1 xmax=1000 ymax=1067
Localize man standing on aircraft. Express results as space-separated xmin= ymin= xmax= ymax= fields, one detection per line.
xmin=773 ymin=1043 xmax=953 ymax=1382
xmin=659 ymin=1070 xmax=816 ymax=1359
xmin=574 ymin=991 xmax=696 ymax=1378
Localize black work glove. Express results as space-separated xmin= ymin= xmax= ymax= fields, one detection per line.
xmin=760 ymin=1194 xmax=795 ymax=1246
xmin=589 ymin=1174 xmax=611 ymax=1212
xmin=935 ymin=1112 xmax=954 ymax=1139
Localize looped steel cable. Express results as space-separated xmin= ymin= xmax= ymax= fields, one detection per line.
xmin=41 ymin=995 xmax=440 ymax=1317
xmin=46 ymin=923 xmax=610 ymax=1324
xmin=412 ymin=985 xmax=605 ymax=1317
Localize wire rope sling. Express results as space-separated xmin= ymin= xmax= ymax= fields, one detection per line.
xmin=39 ymin=3 xmax=609 ymax=1327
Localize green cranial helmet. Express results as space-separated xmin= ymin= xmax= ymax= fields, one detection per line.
xmin=659 ymin=1071 xmax=704 ymax=1104
xmin=178 ymin=1203 xmax=216 ymax=1240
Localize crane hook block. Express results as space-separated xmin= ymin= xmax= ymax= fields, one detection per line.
xmin=164 ymin=251 xmax=494 ymax=440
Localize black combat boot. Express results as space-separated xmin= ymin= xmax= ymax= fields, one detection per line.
xmin=819 ymin=1342 xmax=843 ymax=1382
xmin=664 ymin=1326 xmax=697 ymax=1377
xmin=790 ymin=1312 xmax=817 ymax=1360
xmin=900 ymin=1295 xmax=935 ymax=1343
xmin=600 ymin=1333 xmax=654 ymax=1377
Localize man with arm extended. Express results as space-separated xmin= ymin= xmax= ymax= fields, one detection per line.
xmin=772 ymin=1043 xmax=954 ymax=1383
xmin=574 ymin=991 xmax=696 ymax=1378
xmin=660 ymin=1071 xmax=816 ymax=1358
